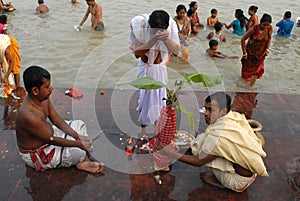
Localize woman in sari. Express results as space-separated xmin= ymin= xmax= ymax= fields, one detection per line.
xmin=241 ymin=13 xmax=272 ymax=87
xmin=174 ymin=4 xmax=191 ymax=61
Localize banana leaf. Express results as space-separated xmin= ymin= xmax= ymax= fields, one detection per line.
xmin=175 ymin=104 xmax=195 ymax=130
xmin=119 ymin=77 xmax=167 ymax=90
xmin=183 ymin=73 xmax=222 ymax=88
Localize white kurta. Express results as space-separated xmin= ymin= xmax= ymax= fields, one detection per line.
xmin=128 ymin=13 xmax=180 ymax=125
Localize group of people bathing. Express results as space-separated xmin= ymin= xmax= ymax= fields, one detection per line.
xmin=0 ymin=0 xmax=48 ymax=14
xmin=0 ymin=0 xmax=289 ymax=193
xmin=0 ymin=0 xmax=103 ymax=90
xmin=174 ymin=2 xmax=297 ymax=87
xmin=13 ymin=7 xmax=268 ymax=193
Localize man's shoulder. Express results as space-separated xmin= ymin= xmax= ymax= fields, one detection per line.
xmin=17 ymin=107 xmax=37 ymax=127
xmin=131 ymin=14 xmax=148 ymax=21
xmin=96 ymin=3 xmax=102 ymax=9
xmin=130 ymin=14 xmax=149 ymax=29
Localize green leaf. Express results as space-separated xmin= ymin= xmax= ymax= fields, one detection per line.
xmin=184 ymin=73 xmax=222 ymax=88
xmin=118 ymin=77 xmax=167 ymax=90
xmin=175 ymin=104 xmax=195 ymax=130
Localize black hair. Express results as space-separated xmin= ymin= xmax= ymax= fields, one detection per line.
xmin=249 ymin=5 xmax=258 ymax=13
xmin=0 ymin=15 xmax=7 ymax=24
xmin=260 ymin=13 xmax=272 ymax=24
xmin=38 ymin=0 xmax=44 ymax=4
xmin=189 ymin=1 xmax=197 ymax=9
xmin=176 ymin=4 xmax=186 ymax=14
xmin=187 ymin=8 xmax=195 ymax=17
xmin=209 ymin=39 xmax=218 ymax=48
xmin=211 ymin=8 xmax=217 ymax=14
xmin=235 ymin=9 xmax=247 ymax=28
xmin=23 ymin=66 xmax=51 ymax=93
xmin=205 ymin=92 xmax=232 ymax=112
xmin=284 ymin=11 xmax=291 ymax=19
xmin=214 ymin=22 xmax=222 ymax=32
xmin=149 ymin=10 xmax=170 ymax=30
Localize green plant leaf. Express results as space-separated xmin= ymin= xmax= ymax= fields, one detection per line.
xmin=175 ymin=104 xmax=195 ymax=130
xmin=119 ymin=77 xmax=167 ymax=90
xmin=184 ymin=73 xmax=222 ymax=87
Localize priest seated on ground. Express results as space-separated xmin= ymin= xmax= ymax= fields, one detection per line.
xmin=158 ymin=92 xmax=268 ymax=192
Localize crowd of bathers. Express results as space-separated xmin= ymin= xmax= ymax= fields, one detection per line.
xmin=171 ymin=1 xmax=298 ymax=86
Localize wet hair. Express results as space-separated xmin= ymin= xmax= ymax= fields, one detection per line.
xmin=0 ymin=15 xmax=7 ymax=24
xmin=260 ymin=13 xmax=272 ymax=24
xmin=209 ymin=39 xmax=218 ymax=48
xmin=23 ymin=66 xmax=51 ymax=93
xmin=187 ymin=8 xmax=195 ymax=17
xmin=284 ymin=11 xmax=291 ymax=19
xmin=189 ymin=1 xmax=197 ymax=9
xmin=176 ymin=4 xmax=187 ymax=14
xmin=214 ymin=22 xmax=222 ymax=32
xmin=211 ymin=8 xmax=217 ymax=14
xmin=235 ymin=9 xmax=247 ymax=28
xmin=149 ymin=10 xmax=170 ymax=30
xmin=205 ymin=92 xmax=232 ymax=112
xmin=249 ymin=5 xmax=258 ymax=13
xmin=38 ymin=0 xmax=44 ymax=4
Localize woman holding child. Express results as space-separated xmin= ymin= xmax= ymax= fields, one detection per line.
xmin=174 ymin=4 xmax=191 ymax=61
xmin=241 ymin=13 xmax=272 ymax=87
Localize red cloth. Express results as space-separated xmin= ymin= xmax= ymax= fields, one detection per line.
xmin=65 ymin=88 xmax=83 ymax=98
xmin=19 ymin=145 xmax=55 ymax=171
xmin=193 ymin=12 xmax=200 ymax=25
xmin=149 ymin=106 xmax=179 ymax=168
xmin=149 ymin=137 xmax=179 ymax=168
xmin=154 ymin=106 xmax=177 ymax=144
xmin=241 ymin=25 xmax=272 ymax=81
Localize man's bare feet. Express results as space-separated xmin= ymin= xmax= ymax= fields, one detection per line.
xmin=200 ymin=172 xmax=225 ymax=189
xmin=76 ymin=161 xmax=104 ymax=174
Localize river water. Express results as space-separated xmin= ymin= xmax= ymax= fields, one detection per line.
xmin=4 ymin=0 xmax=300 ymax=94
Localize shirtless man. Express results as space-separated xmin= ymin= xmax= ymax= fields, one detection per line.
xmin=36 ymin=0 xmax=49 ymax=14
xmin=79 ymin=0 xmax=104 ymax=32
xmin=15 ymin=66 xmax=104 ymax=173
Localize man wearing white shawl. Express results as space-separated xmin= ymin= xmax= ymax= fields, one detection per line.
xmin=160 ymin=92 xmax=268 ymax=192
xmin=0 ymin=34 xmax=14 ymax=86
xmin=128 ymin=10 xmax=180 ymax=134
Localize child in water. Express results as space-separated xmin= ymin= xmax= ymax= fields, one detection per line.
xmin=207 ymin=8 xmax=219 ymax=27
xmin=206 ymin=39 xmax=239 ymax=59
xmin=206 ymin=22 xmax=226 ymax=42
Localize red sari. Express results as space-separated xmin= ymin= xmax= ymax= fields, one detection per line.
xmin=241 ymin=25 xmax=272 ymax=81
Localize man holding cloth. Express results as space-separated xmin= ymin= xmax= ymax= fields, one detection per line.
xmin=160 ymin=92 xmax=268 ymax=192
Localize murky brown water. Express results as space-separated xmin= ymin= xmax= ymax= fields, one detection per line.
xmin=4 ymin=0 xmax=300 ymax=94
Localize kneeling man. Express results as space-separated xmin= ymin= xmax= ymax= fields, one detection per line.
xmin=160 ymin=92 xmax=268 ymax=192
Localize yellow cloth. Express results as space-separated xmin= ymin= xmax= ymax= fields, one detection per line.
xmin=0 ymin=34 xmax=15 ymax=86
xmin=7 ymin=35 xmax=21 ymax=74
xmin=191 ymin=111 xmax=268 ymax=176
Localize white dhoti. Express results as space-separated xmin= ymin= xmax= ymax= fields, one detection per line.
xmin=136 ymin=60 xmax=167 ymax=125
xmin=18 ymin=120 xmax=87 ymax=171
xmin=190 ymin=111 xmax=268 ymax=192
